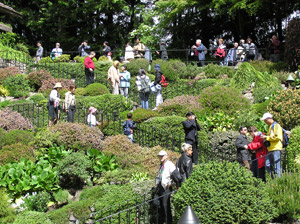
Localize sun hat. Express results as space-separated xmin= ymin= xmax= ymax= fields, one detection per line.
xmin=89 ymin=107 xmax=97 ymax=114
xmin=158 ymin=150 xmax=167 ymax=156
xmin=53 ymin=82 xmax=62 ymax=89
xmin=260 ymin=112 xmax=273 ymax=121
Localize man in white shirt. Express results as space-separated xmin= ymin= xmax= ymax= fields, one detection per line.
xmin=51 ymin=43 xmax=63 ymax=58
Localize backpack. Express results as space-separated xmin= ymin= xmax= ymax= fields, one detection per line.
xmin=171 ymin=161 xmax=182 ymax=184
xmin=140 ymin=76 xmax=151 ymax=93
xmin=271 ymin=122 xmax=289 ymax=148
xmin=123 ymin=120 xmax=132 ymax=135
xmin=160 ymin=74 xmax=168 ymax=87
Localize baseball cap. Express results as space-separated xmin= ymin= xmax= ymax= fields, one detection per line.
xmin=260 ymin=112 xmax=273 ymax=121
xmin=158 ymin=150 xmax=167 ymax=156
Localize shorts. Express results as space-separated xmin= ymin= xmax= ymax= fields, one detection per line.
xmin=237 ymin=149 xmax=251 ymax=162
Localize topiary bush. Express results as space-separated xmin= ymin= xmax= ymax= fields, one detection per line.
xmin=84 ymin=83 xmax=110 ymax=96
xmin=268 ymin=89 xmax=300 ymax=130
xmin=286 ymin=126 xmax=300 ymax=171
xmin=266 ymin=172 xmax=300 ymax=222
xmin=3 ymin=129 xmax=34 ymax=146
xmin=131 ymin=108 xmax=159 ymax=123
xmin=0 ymin=188 xmax=16 ymax=224
xmin=0 ymin=108 xmax=34 ymax=131
xmin=0 ymin=66 xmax=20 ymax=84
xmin=2 ymin=74 xmax=31 ymax=98
xmin=47 ymin=122 xmax=104 ymax=151
xmin=160 ymin=59 xmax=186 ymax=81
xmin=74 ymin=87 xmax=87 ymax=96
xmin=200 ymin=85 xmax=250 ymax=116
xmin=126 ymin=58 xmax=149 ymax=76
xmin=174 ymin=161 xmax=277 ymax=224
xmin=13 ymin=211 xmax=52 ymax=224
xmin=57 ymin=152 xmax=92 ymax=190
xmin=0 ymin=143 xmax=35 ymax=165
xmin=53 ymin=54 xmax=71 ymax=63
xmin=26 ymin=70 xmax=53 ymax=91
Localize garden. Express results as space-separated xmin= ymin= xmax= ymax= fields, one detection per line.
xmin=1 ymin=34 xmax=300 ymax=223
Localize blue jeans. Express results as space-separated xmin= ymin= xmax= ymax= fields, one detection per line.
xmin=139 ymin=92 xmax=150 ymax=109
xmin=128 ymin=134 xmax=133 ymax=142
xmin=265 ymin=150 xmax=281 ymax=178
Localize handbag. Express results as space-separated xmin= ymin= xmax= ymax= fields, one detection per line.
xmin=150 ymin=82 xmax=157 ymax=93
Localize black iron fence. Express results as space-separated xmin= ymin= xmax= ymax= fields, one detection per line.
xmin=0 ymin=50 xmax=32 ymax=72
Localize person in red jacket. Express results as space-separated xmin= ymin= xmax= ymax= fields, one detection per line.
xmin=247 ymin=126 xmax=268 ymax=182
xmin=84 ymin=51 xmax=96 ymax=85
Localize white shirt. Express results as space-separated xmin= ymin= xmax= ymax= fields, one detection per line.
xmin=52 ymin=47 xmax=63 ymax=57
xmin=125 ymin=46 xmax=134 ymax=60
xmin=49 ymin=89 xmax=60 ymax=102
xmin=159 ymin=160 xmax=176 ymax=190
xmin=87 ymin=114 xmax=97 ymax=126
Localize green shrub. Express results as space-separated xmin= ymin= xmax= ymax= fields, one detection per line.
xmin=0 ymin=108 xmax=34 ymax=131
xmin=0 ymin=85 xmax=9 ymax=97
xmin=3 ymin=74 xmax=31 ymax=98
xmin=47 ymin=122 xmax=104 ymax=151
xmin=273 ymin=71 xmax=295 ymax=84
xmin=174 ymin=161 xmax=277 ymax=224
xmin=286 ymin=126 xmax=300 ymax=171
xmin=53 ymin=54 xmax=70 ymax=63
xmin=253 ymin=74 xmax=281 ymax=103
xmin=0 ymin=188 xmax=16 ymax=224
xmin=53 ymin=189 xmax=69 ymax=205
xmin=24 ymin=191 xmax=51 ymax=212
xmin=251 ymin=100 xmax=270 ymax=116
xmin=13 ymin=211 xmax=52 ymax=224
xmin=38 ymin=56 xmax=53 ymax=64
xmin=73 ymin=55 xmax=82 ymax=63
xmin=40 ymin=77 xmax=75 ymax=92
xmin=233 ymin=110 xmax=268 ymax=133
xmin=231 ymin=62 xmax=265 ymax=91
xmin=0 ymin=66 xmax=20 ymax=84
xmin=3 ymin=129 xmax=34 ymax=146
xmin=57 ymin=152 xmax=92 ymax=189
xmin=0 ymin=128 xmax=6 ymax=148
xmin=26 ymin=70 xmax=53 ymax=91
xmin=181 ymin=63 xmax=203 ymax=79
xmin=0 ymin=143 xmax=35 ymax=165
xmin=126 ymin=58 xmax=149 ymax=76
xmin=268 ymin=89 xmax=300 ymax=130
xmin=160 ymin=59 xmax=186 ymax=81
xmin=84 ymin=83 xmax=110 ymax=96
xmin=200 ymin=85 xmax=250 ymax=116
xmin=29 ymin=94 xmax=47 ymax=106
xmin=98 ymin=55 xmax=109 ymax=61
xmin=198 ymin=112 xmax=235 ymax=132
xmin=266 ymin=172 xmax=300 ymax=222
xmin=199 ymin=63 xmax=235 ymax=79
xmin=131 ymin=108 xmax=159 ymax=123
xmin=77 ymin=94 xmax=133 ymax=112
xmin=74 ymin=87 xmax=87 ymax=96
xmin=249 ymin=60 xmax=287 ymax=73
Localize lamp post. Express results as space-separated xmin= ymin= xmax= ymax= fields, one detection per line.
xmin=286 ymin=74 xmax=295 ymax=88
xmin=178 ymin=206 xmax=201 ymax=224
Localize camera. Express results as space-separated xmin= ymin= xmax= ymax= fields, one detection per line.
xmin=263 ymin=140 xmax=270 ymax=147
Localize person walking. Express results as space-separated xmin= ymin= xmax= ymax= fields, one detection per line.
xmin=84 ymin=51 xmax=96 ymax=85
xmin=108 ymin=60 xmax=120 ymax=95
xmin=236 ymin=126 xmax=251 ymax=171
xmin=36 ymin=41 xmax=43 ymax=62
xmin=182 ymin=112 xmax=201 ymax=165
xmin=192 ymin=39 xmax=207 ymax=67
xmin=123 ymin=113 xmax=136 ymax=142
xmin=78 ymin=40 xmax=91 ymax=57
xmin=260 ymin=113 xmax=283 ymax=178
xmin=177 ymin=143 xmax=193 ymax=187
xmin=64 ymin=85 xmax=76 ymax=123
xmin=156 ymin=150 xmax=175 ymax=224
xmin=153 ymin=64 xmax=163 ymax=110
xmin=136 ymin=69 xmax=151 ymax=109
xmin=119 ymin=65 xmax=130 ymax=99
xmin=156 ymin=40 xmax=168 ymax=60
xmin=47 ymin=82 xmax=62 ymax=126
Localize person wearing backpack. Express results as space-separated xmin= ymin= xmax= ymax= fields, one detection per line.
xmin=136 ymin=69 xmax=151 ymax=109
xmin=123 ymin=113 xmax=136 ymax=142
xmin=177 ymin=143 xmax=193 ymax=187
xmin=260 ymin=113 xmax=284 ymax=178
xmin=156 ymin=150 xmax=175 ymax=224
xmin=153 ymin=64 xmax=163 ymax=111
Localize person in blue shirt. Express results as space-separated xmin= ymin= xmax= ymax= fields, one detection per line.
xmin=119 ymin=65 xmax=130 ymax=99
xmin=123 ymin=113 xmax=136 ymax=142
xmin=192 ymin=39 xmax=207 ymax=67
xmin=78 ymin=40 xmax=91 ymax=57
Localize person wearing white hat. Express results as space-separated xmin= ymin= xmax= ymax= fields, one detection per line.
xmin=156 ymin=150 xmax=175 ymax=224
xmin=48 ymin=82 xmax=62 ymax=126
xmin=87 ymin=107 xmax=99 ymax=127
xmin=260 ymin=112 xmax=283 ymax=178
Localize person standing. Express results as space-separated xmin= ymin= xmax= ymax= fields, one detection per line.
xmin=153 ymin=64 xmax=163 ymax=110
xmin=268 ymin=35 xmax=281 ymax=62
xmin=108 ymin=61 xmax=120 ymax=95
xmin=51 ymin=43 xmax=63 ymax=58
xmin=237 ymin=39 xmax=246 ymax=62
xmin=260 ymin=113 xmax=283 ymax=178
xmin=48 ymin=82 xmax=62 ymax=126
xmin=87 ymin=107 xmax=99 ymax=127
xmin=136 ymin=69 xmax=151 ymax=109
xmin=102 ymin=41 xmax=112 ymax=61
xmin=215 ymin=38 xmax=226 ymax=66
xmin=156 ymin=40 xmax=168 ymax=61
xmin=64 ymin=85 xmax=76 ymax=123
xmin=177 ymin=143 xmax=193 ymax=187
xmin=36 ymin=41 xmax=43 ymax=62
xmin=124 ymin=43 xmax=134 ymax=61
xmin=123 ymin=113 xmax=136 ymax=142
xmin=156 ymin=150 xmax=175 ymax=224
xmin=119 ymin=65 xmax=130 ymax=98
xmin=247 ymin=126 xmax=268 ymax=182
xmin=235 ymin=126 xmax=251 ymax=171
xmin=192 ymin=39 xmax=207 ymax=67
xmin=182 ymin=112 xmax=201 ymax=165
xmin=84 ymin=51 xmax=96 ymax=86
xmin=244 ymin=38 xmax=258 ymax=61
xmin=78 ymin=40 xmax=91 ymax=57
xmin=133 ymin=38 xmax=145 ymax=58
xmin=227 ymin=42 xmax=239 ymax=66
